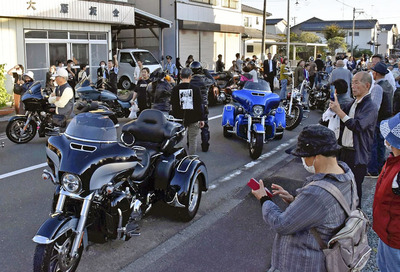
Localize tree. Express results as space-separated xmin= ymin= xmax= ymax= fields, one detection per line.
xmin=0 ymin=64 xmax=11 ymax=107
xmin=299 ymin=32 xmax=321 ymax=43
xmin=323 ymin=24 xmax=346 ymax=41
xmin=327 ymin=37 xmax=347 ymax=54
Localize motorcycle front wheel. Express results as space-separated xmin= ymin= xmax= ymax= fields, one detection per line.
xmin=33 ymin=231 xmax=83 ymax=272
xmin=285 ymin=104 xmax=303 ymax=131
xmin=6 ymin=118 xmax=37 ymax=144
xmin=249 ymin=132 xmax=263 ymax=160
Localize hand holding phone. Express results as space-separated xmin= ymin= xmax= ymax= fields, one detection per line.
xmin=247 ymin=178 xmax=273 ymax=198
xmin=330 ymin=85 xmax=335 ymax=101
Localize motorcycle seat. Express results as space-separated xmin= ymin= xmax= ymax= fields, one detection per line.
xmin=122 ymin=109 xmax=183 ymax=145
xmin=131 ymin=148 xmax=159 ymax=181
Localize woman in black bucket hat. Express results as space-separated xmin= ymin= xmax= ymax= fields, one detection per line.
xmin=251 ymin=124 xmax=356 ymax=272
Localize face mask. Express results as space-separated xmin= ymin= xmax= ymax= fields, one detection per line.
xmin=101 ymin=64 xmax=105 ymax=69
xmin=301 ymin=157 xmax=316 ymax=174
xmin=385 ymin=141 xmax=392 ymax=152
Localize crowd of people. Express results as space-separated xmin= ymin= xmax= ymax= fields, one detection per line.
xmin=246 ymin=52 xmax=400 ymax=272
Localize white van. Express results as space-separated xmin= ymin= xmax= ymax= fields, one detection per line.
xmin=117 ymin=49 xmax=162 ymax=89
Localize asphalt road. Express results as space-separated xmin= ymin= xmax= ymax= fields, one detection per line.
xmin=0 ymin=102 xmax=322 ymax=272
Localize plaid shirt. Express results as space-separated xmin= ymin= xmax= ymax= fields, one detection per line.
xmin=262 ymin=162 xmax=356 ymax=272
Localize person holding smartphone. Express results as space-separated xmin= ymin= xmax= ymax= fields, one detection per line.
xmin=252 ymin=125 xmax=355 ymax=272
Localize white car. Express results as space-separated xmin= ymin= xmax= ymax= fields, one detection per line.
xmin=118 ymin=49 xmax=162 ymax=89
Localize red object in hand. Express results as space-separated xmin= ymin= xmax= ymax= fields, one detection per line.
xmin=247 ymin=178 xmax=273 ymax=198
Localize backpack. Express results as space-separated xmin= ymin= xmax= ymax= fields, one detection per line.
xmin=309 ymin=180 xmax=371 ymax=272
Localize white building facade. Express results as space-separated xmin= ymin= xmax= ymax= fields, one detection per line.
xmin=0 ymin=0 xmax=169 ymax=84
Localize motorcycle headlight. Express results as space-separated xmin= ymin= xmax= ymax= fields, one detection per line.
xmin=253 ymin=105 xmax=264 ymax=117
xmin=61 ymin=173 xmax=82 ymax=193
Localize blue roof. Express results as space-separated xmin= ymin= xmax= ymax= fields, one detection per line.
xmin=266 ymin=18 xmax=286 ymax=25
xmin=299 ymin=19 xmax=378 ymax=31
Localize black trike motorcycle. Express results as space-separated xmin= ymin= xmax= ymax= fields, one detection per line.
xmin=32 ymin=109 xmax=208 ymax=272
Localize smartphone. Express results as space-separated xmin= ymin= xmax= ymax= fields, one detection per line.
xmin=330 ymin=85 xmax=335 ymax=101
xmin=247 ymin=178 xmax=273 ymax=198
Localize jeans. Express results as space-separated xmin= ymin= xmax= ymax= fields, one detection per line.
xmin=187 ymin=122 xmax=200 ymax=155
xmin=377 ymin=238 xmax=400 ymax=272
xmin=279 ymin=79 xmax=287 ymax=100
xmin=368 ymin=125 xmax=386 ymax=175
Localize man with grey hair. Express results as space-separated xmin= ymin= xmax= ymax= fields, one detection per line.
xmin=171 ymin=68 xmax=205 ymax=154
xmin=330 ymin=71 xmax=378 ymax=208
xmin=329 ymin=59 xmax=353 ymax=99
xmin=48 ymin=68 xmax=74 ymax=118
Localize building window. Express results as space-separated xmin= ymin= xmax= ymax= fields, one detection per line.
xmin=244 ymin=17 xmax=252 ymax=27
xmin=190 ymin=0 xmax=216 ymax=5
xmin=25 ymin=30 xmax=108 ymax=84
xmin=221 ymin=0 xmax=238 ymax=9
xmin=349 ymin=32 xmax=359 ymax=37
xmin=247 ymin=45 xmax=254 ymax=53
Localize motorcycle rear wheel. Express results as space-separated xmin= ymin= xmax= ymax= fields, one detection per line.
xmin=33 ymin=231 xmax=83 ymax=272
xmin=6 ymin=118 xmax=37 ymax=144
xmin=178 ymin=173 xmax=202 ymax=222
xmin=285 ymin=104 xmax=303 ymax=131
xmin=249 ymin=132 xmax=263 ymax=160
xmin=223 ymin=126 xmax=233 ymax=138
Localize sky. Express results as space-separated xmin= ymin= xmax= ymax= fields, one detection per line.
xmin=241 ymin=0 xmax=400 ymax=28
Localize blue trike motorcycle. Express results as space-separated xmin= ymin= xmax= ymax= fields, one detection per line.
xmin=221 ymin=79 xmax=286 ymax=160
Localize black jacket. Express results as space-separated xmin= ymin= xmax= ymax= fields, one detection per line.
xmin=190 ymin=73 xmax=214 ymax=105
xmin=263 ymin=59 xmax=277 ymax=76
xmin=171 ymin=82 xmax=204 ymax=126
xmin=338 ymin=94 xmax=378 ymax=165
xmin=376 ymin=79 xmax=393 ymax=122
xmin=147 ymin=80 xmax=172 ymax=112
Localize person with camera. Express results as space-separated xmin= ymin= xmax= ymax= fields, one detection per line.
xmin=8 ymin=64 xmax=24 ymax=114
xmin=189 ymin=61 xmax=215 ymax=152
xmin=373 ymin=113 xmax=400 ymax=272
xmin=251 ymin=125 xmax=355 ymax=272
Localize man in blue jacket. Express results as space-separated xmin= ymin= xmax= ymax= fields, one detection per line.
xmin=330 ymin=71 xmax=378 ymax=208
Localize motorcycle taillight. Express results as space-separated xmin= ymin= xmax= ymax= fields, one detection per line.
xmin=286 ymin=92 xmax=291 ymax=99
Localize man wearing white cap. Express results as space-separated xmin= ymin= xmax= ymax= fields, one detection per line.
xmin=373 ymin=112 xmax=400 ymax=271
xmin=48 ymin=68 xmax=74 ymax=118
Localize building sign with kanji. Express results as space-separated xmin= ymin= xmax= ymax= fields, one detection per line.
xmin=2 ymin=0 xmax=134 ymax=25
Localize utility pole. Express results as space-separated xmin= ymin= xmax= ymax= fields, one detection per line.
xmin=351 ymin=8 xmax=363 ymax=56
xmin=286 ymin=0 xmax=290 ymax=61
xmin=261 ymin=0 xmax=267 ymax=61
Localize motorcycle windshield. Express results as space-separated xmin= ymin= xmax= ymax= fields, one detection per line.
xmin=243 ymin=79 xmax=271 ymax=92
xmin=65 ymin=112 xmax=117 ymax=142
xmin=21 ymin=81 xmax=43 ymax=100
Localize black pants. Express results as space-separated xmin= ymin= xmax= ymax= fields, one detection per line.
xmin=264 ymin=73 xmax=274 ymax=90
xmin=339 ymin=148 xmax=367 ymax=209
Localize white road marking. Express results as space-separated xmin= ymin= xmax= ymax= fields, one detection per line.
xmin=209 ymin=138 xmax=296 ymax=190
xmin=208 ymin=114 xmax=222 ymax=121
xmin=0 ymin=133 xmax=6 ymax=141
xmin=0 ymin=163 xmax=47 ymax=180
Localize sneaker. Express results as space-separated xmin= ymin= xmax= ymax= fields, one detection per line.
xmin=366 ymin=172 xmax=379 ymax=178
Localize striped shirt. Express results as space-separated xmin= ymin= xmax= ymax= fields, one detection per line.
xmin=262 ymin=162 xmax=356 ymax=272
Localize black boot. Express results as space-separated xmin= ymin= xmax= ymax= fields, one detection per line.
xmin=201 ymin=143 xmax=209 ymax=152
